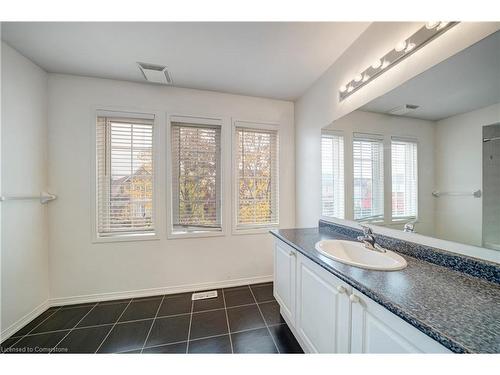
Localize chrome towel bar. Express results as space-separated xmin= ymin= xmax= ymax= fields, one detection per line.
xmin=432 ymin=189 xmax=481 ymax=198
xmin=0 ymin=192 xmax=57 ymax=204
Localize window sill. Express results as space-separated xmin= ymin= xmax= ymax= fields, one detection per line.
xmin=167 ymin=230 xmax=225 ymax=240
xmin=93 ymin=233 xmax=159 ymax=244
xmin=232 ymin=225 xmax=279 ymax=236
xmin=356 ymin=219 xmax=385 ymax=225
xmin=391 ymin=217 xmax=418 ymax=223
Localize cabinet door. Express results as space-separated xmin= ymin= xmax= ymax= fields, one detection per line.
xmin=350 ymin=292 xmax=451 ymax=353
xmin=274 ymin=241 xmax=296 ymax=324
xmin=295 ymin=254 xmax=351 ymax=353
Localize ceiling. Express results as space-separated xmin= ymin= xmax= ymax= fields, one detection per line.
xmin=361 ymin=30 xmax=500 ymax=121
xmin=1 ymin=22 xmax=370 ymax=100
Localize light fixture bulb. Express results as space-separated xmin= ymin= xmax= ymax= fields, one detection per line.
xmin=437 ymin=22 xmax=450 ymax=30
xmin=405 ymin=42 xmax=416 ymax=53
xmin=347 ymin=85 xmax=354 ymax=93
xmin=395 ymin=40 xmax=407 ymax=52
xmin=425 ymin=22 xmax=439 ymax=29
xmin=381 ymin=60 xmax=390 ymax=69
xmin=371 ymin=59 xmax=382 ymax=69
xmin=339 ymin=85 xmax=347 ymax=93
xmin=362 ymin=74 xmax=370 ymax=82
xmin=354 ymin=74 xmax=363 ymax=82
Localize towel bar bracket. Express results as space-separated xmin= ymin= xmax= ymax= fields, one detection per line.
xmin=0 ymin=192 xmax=57 ymax=204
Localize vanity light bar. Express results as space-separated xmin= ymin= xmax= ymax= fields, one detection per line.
xmin=339 ymin=22 xmax=459 ymax=101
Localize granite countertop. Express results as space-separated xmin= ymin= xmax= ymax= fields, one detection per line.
xmin=270 ymin=226 xmax=500 ymax=353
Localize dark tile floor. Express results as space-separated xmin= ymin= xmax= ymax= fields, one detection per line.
xmin=1 ymin=282 xmax=303 ymax=354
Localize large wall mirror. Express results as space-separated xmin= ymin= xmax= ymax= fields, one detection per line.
xmin=321 ymin=30 xmax=500 ymax=252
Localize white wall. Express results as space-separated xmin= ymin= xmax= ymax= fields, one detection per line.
xmin=295 ymin=22 xmax=500 ymax=228
xmin=47 ymin=74 xmax=294 ymax=301
xmin=324 ymin=110 xmax=435 ymax=236
xmin=1 ymin=42 xmax=49 ymax=336
xmin=434 ymin=103 xmax=500 ymax=247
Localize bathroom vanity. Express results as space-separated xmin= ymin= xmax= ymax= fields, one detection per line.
xmin=271 ymin=222 xmax=500 ymax=354
xmin=287 ymin=30 xmax=500 ymax=354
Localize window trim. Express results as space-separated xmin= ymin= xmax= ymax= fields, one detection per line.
xmin=320 ymin=129 xmax=345 ymax=219
xmin=91 ymin=108 xmax=161 ymax=243
xmin=231 ymin=119 xmax=280 ymax=235
xmin=390 ymin=136 xmax=419 ymax=223
xmin=319 ymin=130 xmax=421 ymax=228
xmin=352 ymin=133 xmax=385 ymax=222
xmin=166 ymin=114 xmax=227 ymax=239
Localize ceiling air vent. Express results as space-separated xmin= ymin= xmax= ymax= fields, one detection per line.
xmin=388 ymin=104 xmax=420 ymax=116
xmin=137 ymin=62 xmax=173 ymax=85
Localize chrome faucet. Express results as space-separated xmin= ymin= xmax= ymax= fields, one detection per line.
xmin=357 ymin=225 xmax=386 ymax=253
xmin=403 ymin=220 xmax=416 ymax=233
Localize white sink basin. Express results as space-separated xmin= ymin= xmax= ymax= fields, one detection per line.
xmin=315 ymin=240 xmax=407 ymax=271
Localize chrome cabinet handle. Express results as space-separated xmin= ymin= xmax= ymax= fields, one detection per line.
xmin=337 ymin=285 xmax=347 ymax=294
xmin=350 ymin=294 xmax=360 ymax=303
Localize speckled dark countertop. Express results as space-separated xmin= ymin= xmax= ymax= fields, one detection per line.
xmin=270 ymin=226 xmax=500 ymax=353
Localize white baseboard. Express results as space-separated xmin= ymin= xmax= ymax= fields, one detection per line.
xmin=1 ymin=299 xmax=50 ymax=342
xmin=49 ymin=275 xmax=273 ymax=307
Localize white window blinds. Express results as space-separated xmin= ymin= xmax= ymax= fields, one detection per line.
xmin=353 ymin=135 xmax=384 ymax=221
xmin=171 ymin=123 xmax=222 ymax=232
xmin=321 ymin=132 xmax=345 ymax=218
xmin=96 ymin=115 xmax=155 ymax=237
xmin=391 ymin=138 xmax=418 ymax=219
xmin=235 ymin=127 xmax=279 ymax=229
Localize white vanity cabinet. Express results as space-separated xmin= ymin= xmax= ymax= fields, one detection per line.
xmin=273 ymin=238 xmax=451 ymax=354
xmin=273 ymin=240 xmax=297 ymax=325
xmin=295 ymin=252 xmax=352 ymax=353
xmin=350 ymin=291 xmax=450 ymax=353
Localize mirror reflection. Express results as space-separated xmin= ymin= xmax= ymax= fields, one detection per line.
xmin=321 ymin=31 xmax=500 ymax=250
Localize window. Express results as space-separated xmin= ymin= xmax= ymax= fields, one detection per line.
xmin=391 ymin=138 xmax=418 ymax=219
xmin=171 ymin=123 xmax=222 ymax=233
xmin=235 ymin=126 xmax=279 ymax=229
xmin=96 ymin=114 xmax=155 ymax=238
xmin=321 ymin=131 xmax=345 ymax=218
xmin=353 ymin=134 xmax=384 ymax=221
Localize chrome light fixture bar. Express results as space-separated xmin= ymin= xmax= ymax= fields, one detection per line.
xmin=339 ymin=22 xmax=459 ymax=101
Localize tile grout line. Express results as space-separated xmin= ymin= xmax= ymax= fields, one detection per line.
xmin=52 ymin=303 xmax=98 ymax=310
xmin=226 ymin=301 xmax=272 ymax=309
xmin=130 ymin=339 xmax=187 ymax=353
xmin=139 ymin=323 xmax=288 ymax=353
xmin=9 ymin=318 xmax=287 ymax=342
xmin=2 ymin=307 xmax=63 ymax=351
xmin=185 ymin=299 xmax=194 ymax=353
xmin=14 ymin=308 xmax=216 ymax=340
xmin=154 ymin=300 xmax=263 ymax=319
xmin=19 ymin=317 xmax=155 ymax=338
xmin=220 ymin=288 xmax=234 ymax=353
xmin=20 ymin=307 xmax=63 ymax=336
xmin=140 ymin=295 xmax=165 ymax=353
xmin=94 ymin=299 xmax=133 ymax=353
xmin=247 ymin=285 xmax=280 ymax=354
xmin=49 ymin=303 xmax=99 ymax=354
xmin=21 ymin=323 xmax=114 ymax=337
xmin=111 ymin=316 xmax=161 ymax=325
